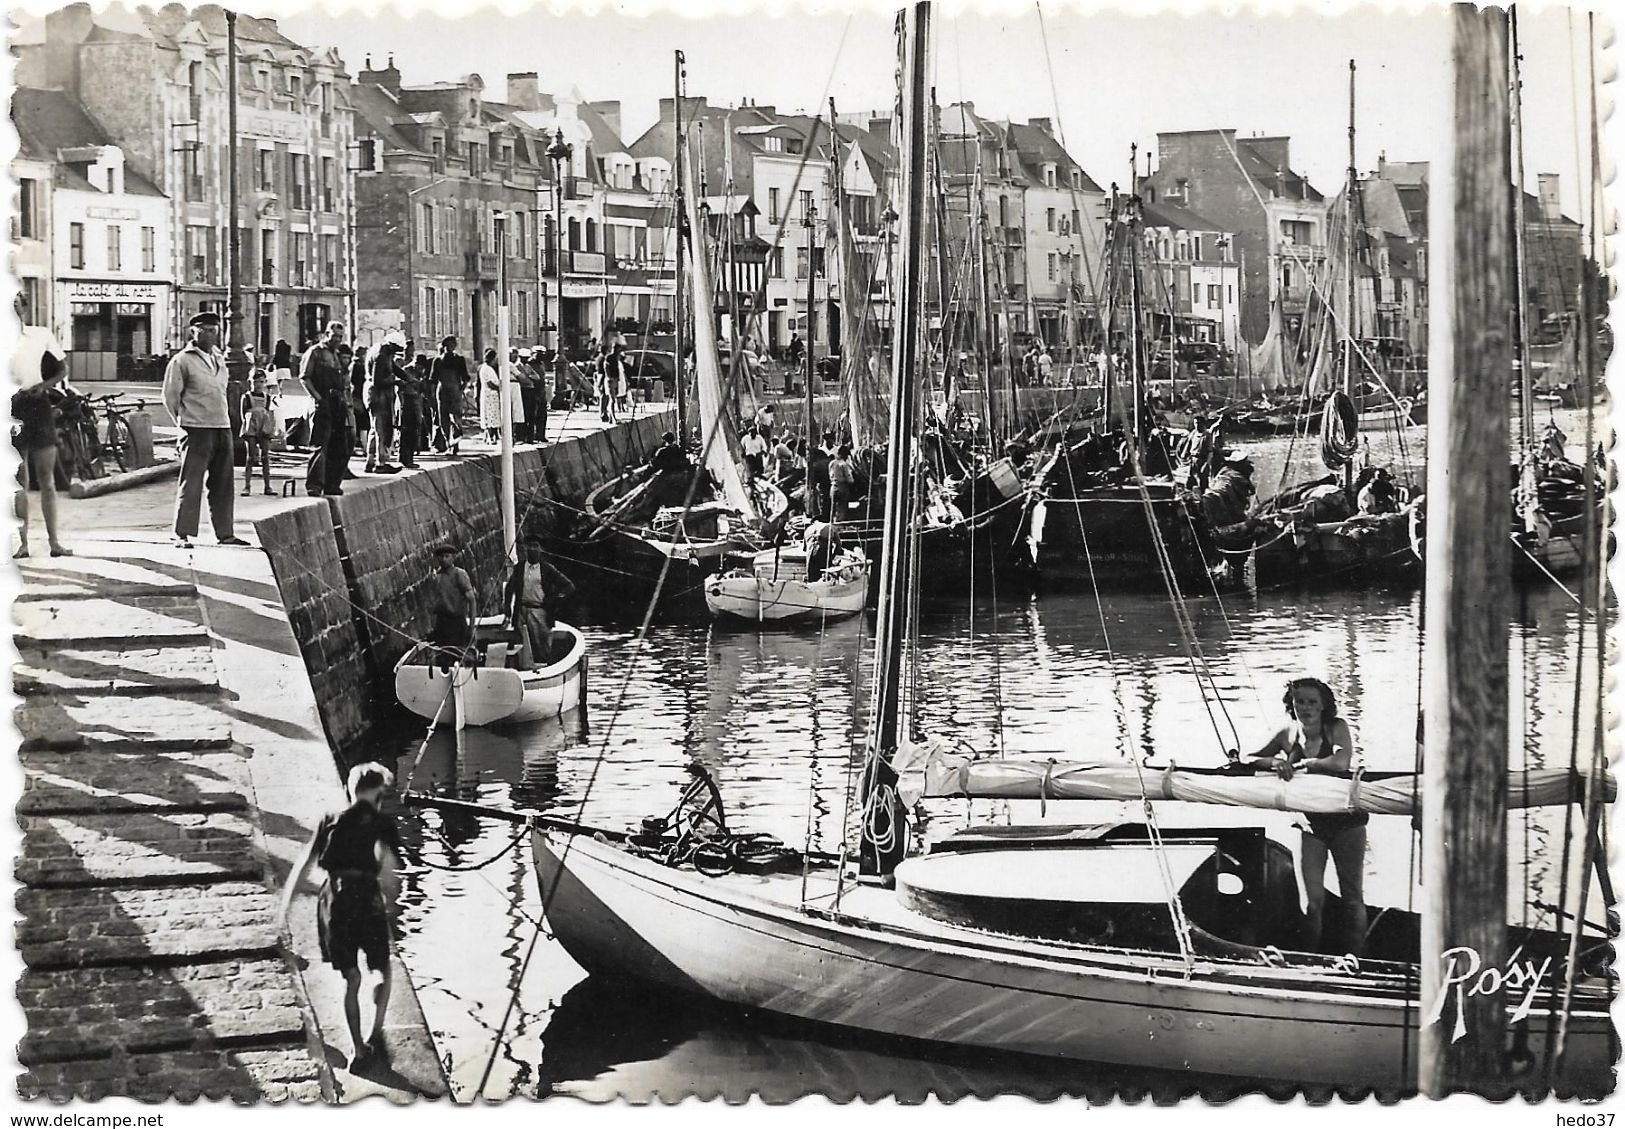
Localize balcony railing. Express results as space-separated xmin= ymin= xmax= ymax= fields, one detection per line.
xmin=567 ymin=177 xmax=595 ymax=200
xmin=465 ymin=251 xmax=500 ymax=278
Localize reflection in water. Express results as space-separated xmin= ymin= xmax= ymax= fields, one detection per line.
xmin=380 ymin=582 xmax=1605 ymax=1101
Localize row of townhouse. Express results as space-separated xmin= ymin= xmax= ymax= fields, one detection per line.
xmin=14 ymin=2 xmax=356 ymax=375
xmin=24 ymin=6 xmax=1450 ymax=380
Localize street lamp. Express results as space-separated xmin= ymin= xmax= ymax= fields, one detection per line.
xmin=545 ymin=127 xmax=573 ymax=394
xmin=801 ymin=200 xmax=819 ymax=421
xmin=880 ymin=203 xmax=899 ymax=336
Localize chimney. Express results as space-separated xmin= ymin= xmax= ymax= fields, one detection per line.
xmin=586 ymin=100 xmax=622 ymax=139
xmin=658 ymin=95 xmax=708 ymax=123
xmin=1029 ymin=116 xmax=1052 ymax=136
xmin=507 ymin=72 xmax=542 ymax=110
xmin=42 ymin=3 xmax=96 ymax=92
xmin=1537 ymin=172 xmax=1561 ymax=222
xmin=359 ymin=53 xmax=402 ymax=95
xmin=755 ymin=105 xmax=776 ymax=118
xmin=867 ymin=116 xmax=891 ymax=139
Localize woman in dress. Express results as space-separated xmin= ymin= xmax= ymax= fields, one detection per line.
xmin=280 ymin=762 xmax=402 ymax=1070
xmin=478 ymin=347 xmax=502 ymax=444
xmin=1245 ymin=677 xmax=1367 ymax=957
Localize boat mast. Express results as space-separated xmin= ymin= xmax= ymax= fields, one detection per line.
xmin=1127 ymin=146 xmax=1145 ymax=453
xmin=930 ymin=92 xmax=956 ymax=396
xmin=1508 ymin=14 xmax=1536 ymax=461
xmin=1343 ymin=59 xmax=1359 ymax=492
xmin=673 ymin=51 xmax=687 ymax=444
xmin=973 ymin=152 xmax=999 ymax=441
xmin=861 ymin=0 xmax=931 ymax=875
xmin=724 ymin=112 xmax=742 ymax=419
xmin=1101 ymin=185 xmax=1119 ymax=428
xmin=1419 ymin=3 xmax=1513 ymax=1096
xmin=496 ymin=213 xmax=517 ymax=562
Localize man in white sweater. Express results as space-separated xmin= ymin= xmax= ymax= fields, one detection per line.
xmin=162 ymin=312 xmax=247 ymax=549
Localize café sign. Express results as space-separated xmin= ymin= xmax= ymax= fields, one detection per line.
xmin=66 ymin=281 xmax=161 ymax=302
xmin=241 ymin=109 xmax=307 ymax=143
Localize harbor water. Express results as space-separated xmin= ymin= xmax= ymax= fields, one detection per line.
xmin=377 ymin=579 xmax=1602 ymax=1100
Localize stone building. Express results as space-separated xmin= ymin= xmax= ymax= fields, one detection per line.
xmin=16 ymin=3 xmax=358 ymax=354
xmin=12 ymin=87 xmax=174 ymax=380
xmin=349 ymin=62 xmax=547 ymax=357
xmin=934 ymin=103 xmax=1107 ymax=357
xmin=1139 ymin=200 xmax=1243 ymax=355
xmin=1141 ymin=130 xmax=1328 ymax=346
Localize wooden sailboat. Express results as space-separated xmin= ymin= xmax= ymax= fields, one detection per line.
xmin=1250 ymin=61 xmax=1422 ymax=587
xmin=529 ymin=4 xmax=1614 ymax=1090
xmin=396 ymin=215 xmax=588 ymax=728
xmin=578 ymin=124 xmax=789 ymax=617
xmin=1033 ymin=175 xmax=1236 ymax=592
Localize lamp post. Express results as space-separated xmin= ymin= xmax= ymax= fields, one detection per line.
xmin=546 ymin=127 xmax=573 ymax=399
xmin=223 ymin=11 xmax=249 ymax=446
xmin=802 ymin=199 xmax=818 ymax=432
xmin=880 ymin=203 xmax=899 ymax=340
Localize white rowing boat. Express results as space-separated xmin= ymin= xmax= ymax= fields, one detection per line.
xmin=394 ymin=614 xmax=587 ymax=729
xmin=704 ymin=546 xmax=869 ymax=624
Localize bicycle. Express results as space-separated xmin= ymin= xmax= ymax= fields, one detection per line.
xmin=53 ymin=389 xmax=105 ymax=482
xmin=91 ymin=393 xmax=144 ymax=473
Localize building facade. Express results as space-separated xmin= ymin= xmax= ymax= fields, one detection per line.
xmin=11 ymin=143 xmax=56 ymax=339
xmin=1142 ymin=130 xmax=1328 ymax=346
xmin=14 ymin=87 xmax=174 ymax=379
xmin=18 ymin=4 xmax=358 ymax=354
xmin=1139 ymin=201 xmax=1243 ymax=355
xmin=350 ymin=64 xmax=547 ymax=358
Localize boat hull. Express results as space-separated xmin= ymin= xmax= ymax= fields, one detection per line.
xmin=705 ymin=548 xmax=869 ymax=623
xmin=531 ymin=831 xmax=1612 ymax=1093
xmin=394 ymin=621 xmax=587 ymax=728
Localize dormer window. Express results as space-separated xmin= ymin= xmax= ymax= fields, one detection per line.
xmin=786 ymin=137 xmax=803 ymax=155
xmin=1043 ymin=163 xmax=1057 ymax=187
xmin=1070 ymin=169 xmax=1081 ymax=190
xmin=288 ymin=74 xmax=302 ymax=99
xmin=763 ymin=136 xmax=783 ymax=153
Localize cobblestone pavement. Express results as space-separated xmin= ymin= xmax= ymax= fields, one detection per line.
xmin=13 ymin=558 xmax=327 ymax=1102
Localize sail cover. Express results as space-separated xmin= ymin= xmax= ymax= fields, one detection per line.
xmin=685 ymin=162 xmax=756 ymax=522
xmin=895 ymin=744 xmax=1615 ymax=814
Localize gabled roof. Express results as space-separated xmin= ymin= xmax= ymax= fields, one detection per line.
xmin=1140 ymin=199 xmax=1231 ymax=235
xmin=349 ymin=81 xmax=427 ymax=156
xmin=138 ymin=3 xmax=299 ymax=49
xmin=1230 ymin=137 xmax=1323 ymax=203
xmin=11 ymin=86 xmax=164 ymax=196
xmin=1008 ymin=121 xmax=1102 ymax=194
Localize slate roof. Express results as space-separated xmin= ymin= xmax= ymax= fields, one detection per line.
xmin=11 ymin=86 xmax=164 ymax=196
xmin=1140 ymin=199 xmax=1231 ymax=235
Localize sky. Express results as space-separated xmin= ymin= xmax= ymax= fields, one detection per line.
xmin=270 ymin=0 xmax=1607 ymax=223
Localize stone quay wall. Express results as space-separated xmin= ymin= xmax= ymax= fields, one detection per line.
xmin=257 ymin=412 xmax=673 ymax=750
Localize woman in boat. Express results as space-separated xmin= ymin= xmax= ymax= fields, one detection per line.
xmin=1245 ymin=677 xmax=1368 ymax=957
xmin=280 ymin=762 xmax=402 ymax=1071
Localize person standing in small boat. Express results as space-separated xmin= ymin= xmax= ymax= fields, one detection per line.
xmin=1244 ymin=677 xmax=1367 ymax=957
xmin=280 ymin=762 xmax=402 ymax=1071
xmin=504 ymin=535 xmax=575 ymax=669
xmin=426 ymin=543 xmax=478 ymax=671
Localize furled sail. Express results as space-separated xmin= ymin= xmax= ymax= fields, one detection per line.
xmin=685 ymin=163 xmax=757 ymax=522
xmin=894 ymin=744 xmax=1615 ymax=814
xmin=833 ymin=156 xmax=890 ymax=446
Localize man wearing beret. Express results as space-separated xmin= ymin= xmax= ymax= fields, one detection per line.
xmin=162 ymin=311 xmax=247 ymax=548
xmin=301 ymin=320 xmax=352 ymax=496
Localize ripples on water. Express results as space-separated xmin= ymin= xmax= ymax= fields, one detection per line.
xmin=380 ymin=567 xmax=1605 ymax=1100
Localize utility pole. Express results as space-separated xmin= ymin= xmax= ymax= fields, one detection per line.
xmin=546 ymin=128 xmax=572 ymax=409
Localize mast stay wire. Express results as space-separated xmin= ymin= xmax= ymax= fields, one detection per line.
xmin=468 ymin=28 xmax=861 ymax=1100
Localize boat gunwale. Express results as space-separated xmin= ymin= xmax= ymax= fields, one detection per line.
xmin=534 ymin=826 xmax=1613 ymax=1017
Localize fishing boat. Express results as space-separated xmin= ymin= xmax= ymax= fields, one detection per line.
xmin=575 ymin=148 xmax=788 ymax=617
xmin=395 ymin=218 xmax=589 ymax=728
xmin=1250 ymin=63 xmax=1422 ymax=588
xmin=1032 ymin=185 xmax=1236 ymax=592
xmin=525 ymin=6 xmax=1615 ymax=1092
